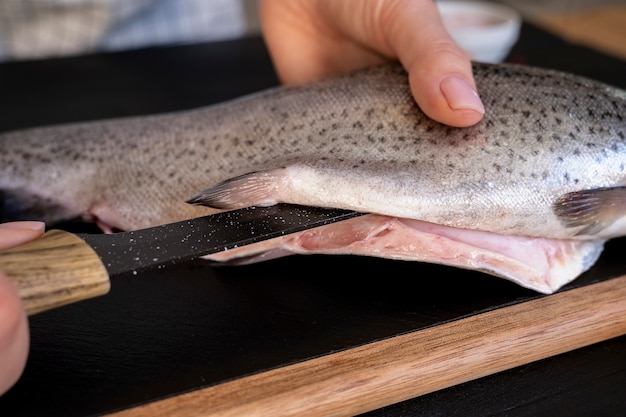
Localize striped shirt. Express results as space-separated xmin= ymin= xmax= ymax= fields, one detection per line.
xmin=0 ymin=0 xmax=259 ymax=61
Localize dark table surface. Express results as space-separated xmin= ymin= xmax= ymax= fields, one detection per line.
xmin=0 ymin=23 xmax=625 ymax=417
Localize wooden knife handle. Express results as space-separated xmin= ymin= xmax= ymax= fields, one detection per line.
xmin=0 ymin=230 xmax=110 ymax=315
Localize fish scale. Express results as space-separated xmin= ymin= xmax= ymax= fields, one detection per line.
xmin=1 ymin=62 xmax=626 ymax=292
xmin=0 ymin=63 xmax=626 ymax=293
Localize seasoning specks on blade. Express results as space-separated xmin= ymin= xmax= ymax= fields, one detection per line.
xmin=79 ymin=205 xmax=362 ymax=277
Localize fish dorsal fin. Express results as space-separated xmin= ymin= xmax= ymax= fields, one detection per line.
xmin=553 ymin=186 xmax=626 ymax=236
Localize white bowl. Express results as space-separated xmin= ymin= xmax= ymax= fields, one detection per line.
xmin=436 ymin=0 xmax=521 ymax=63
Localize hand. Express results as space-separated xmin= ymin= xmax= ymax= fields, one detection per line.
xmin=259 ymin=0 xmax=485 ymax=128
xmin=0 ymin=221 xmax=45 ymax=396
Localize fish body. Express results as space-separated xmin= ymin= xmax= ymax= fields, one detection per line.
xmin=1 ymin=62 xmax=625 ymax=293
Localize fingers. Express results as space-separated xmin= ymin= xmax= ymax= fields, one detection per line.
xmin=0 ymin=221 xmax=45 ymax=251
xmin=380 ymin=0 xmax=485 ymax=127
xmin=0 ymin=221 xmax=42 ymax=395
xmin=260 ymin=0 xmax=484 ymax=127
xmin=0 ymin=271 xmax=29 ymax=396
xmin=260 ymin=0 xmax=334 ymax=84
xmin=259 ymin=0 xmax=393 ymax=85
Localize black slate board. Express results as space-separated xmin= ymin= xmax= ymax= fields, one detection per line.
xmin=0 ymin=23 xmax=625 ymax=417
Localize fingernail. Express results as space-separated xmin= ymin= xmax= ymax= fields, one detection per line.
xmin=440 ymin=76 xmax=485 ymax=114
xmin=0 ymin=221 xmax=45 ymax=232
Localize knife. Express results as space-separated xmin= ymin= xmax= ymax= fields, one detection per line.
xmin=0 ymin=204 xmax=362 ymax=316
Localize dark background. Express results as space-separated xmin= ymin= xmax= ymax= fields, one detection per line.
xmin=0 ymin=22 xmax=625 ymax=417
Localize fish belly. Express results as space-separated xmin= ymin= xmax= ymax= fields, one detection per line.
xmin=205 ymin=214 xmax=605 ymax=294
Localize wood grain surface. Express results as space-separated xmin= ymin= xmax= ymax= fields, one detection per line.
xmin=0 ymin=230 xmax=110 ymax=315
xmin=108 ymin=275 xmax=626 ymax=417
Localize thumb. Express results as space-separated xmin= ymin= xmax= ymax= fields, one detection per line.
xmin=382 ymin=1 xmax=485 ymax=127
xmin=0 ymin=271 xmax=29 ymax=396
xmin=0 ymin=221 xmax=45 ymax=251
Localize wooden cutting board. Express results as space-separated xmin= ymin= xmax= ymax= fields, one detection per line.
xmin=1 ymin=22 xmax=625 ymax=417
xmin=106 ymin=273 xmax=626 ymax=417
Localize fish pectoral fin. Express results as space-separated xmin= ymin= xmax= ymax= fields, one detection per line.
xmin=553 ymin=186 xmax=626 ymax=236
xmin=186 ymin=169 xmax=287 ymax=209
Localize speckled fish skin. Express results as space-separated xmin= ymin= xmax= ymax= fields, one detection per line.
xmin=1 ymin=62 xmax=626 ymax=240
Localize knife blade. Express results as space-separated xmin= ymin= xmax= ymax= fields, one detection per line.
xmin=0 ymin=204 xmax=362 ymax=315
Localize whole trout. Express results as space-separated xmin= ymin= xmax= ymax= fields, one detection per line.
xmin=1 ymin=62 xmax=625 ymax=293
